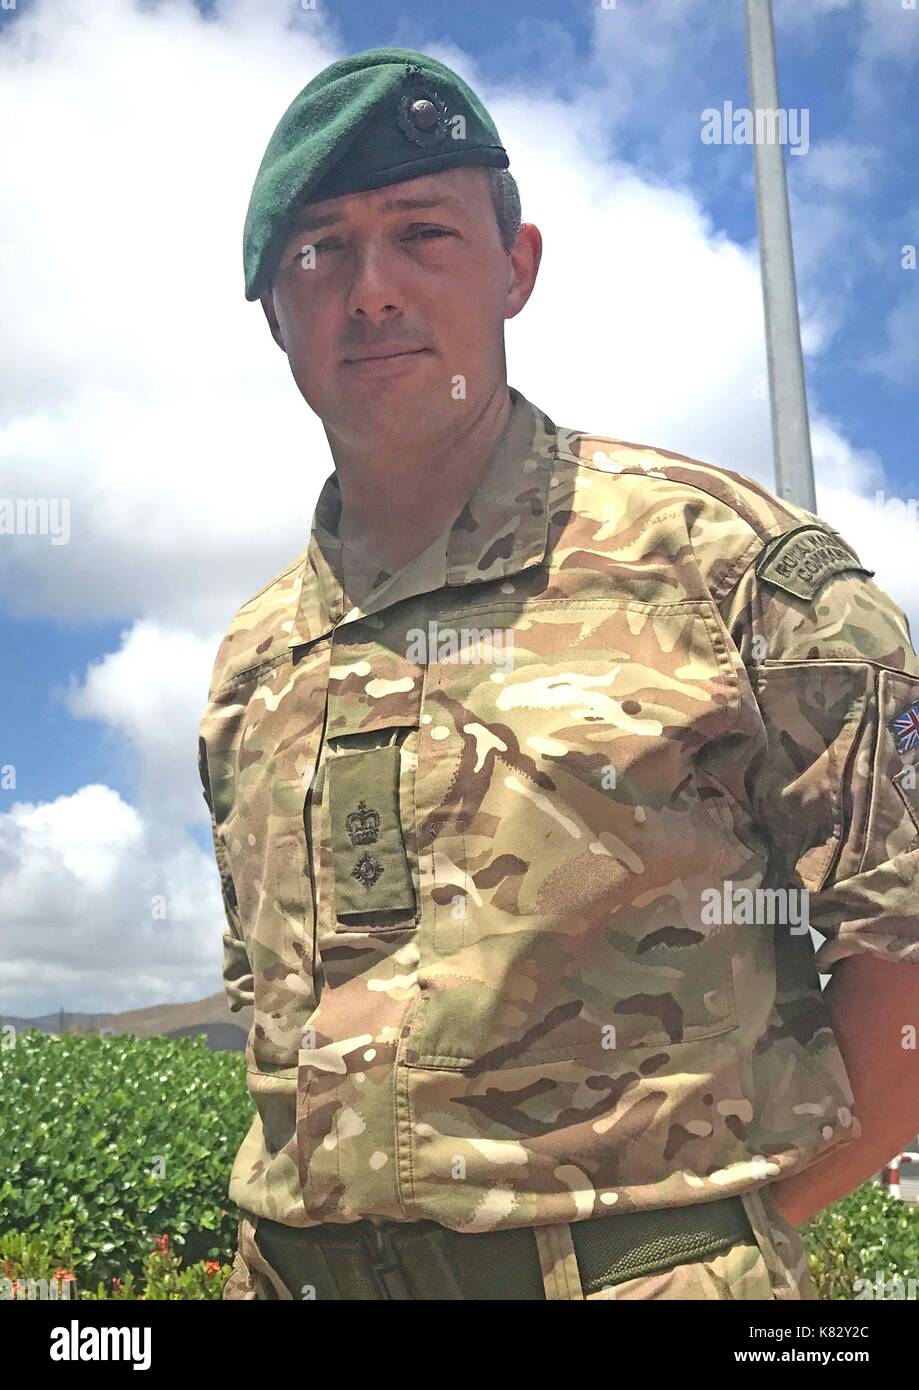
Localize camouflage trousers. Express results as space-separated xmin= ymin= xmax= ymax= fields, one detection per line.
xmin=223 ymin=1185 xmax=817 ymax=1301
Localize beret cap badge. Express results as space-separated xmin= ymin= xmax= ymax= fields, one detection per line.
xmin=395 ymin=63 xmax=450 ymax=147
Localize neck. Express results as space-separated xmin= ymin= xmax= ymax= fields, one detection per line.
xmin=326 ymin=384 xmax=513 ymax=573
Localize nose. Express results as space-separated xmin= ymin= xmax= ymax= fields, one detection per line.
xmin=345 ymin=239 xmax=403 ymax=323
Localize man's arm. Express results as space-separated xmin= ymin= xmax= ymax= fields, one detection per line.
xmin=772 ymin=952 xmax=919 ymax=1225
xmin=719 ymin=527 xmax=919 ymax=1224
xmin=198 ymin=733 xmax=254 ymax=1014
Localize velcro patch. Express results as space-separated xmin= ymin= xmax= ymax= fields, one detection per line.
xmin=327 ymin=742 xmax=416 ymax=921
xmin=754 ymin=524 xmax=874 ymax=601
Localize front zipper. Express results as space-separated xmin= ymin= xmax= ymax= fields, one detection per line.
xmin=303 ymin=697 xmax=330 ymax=995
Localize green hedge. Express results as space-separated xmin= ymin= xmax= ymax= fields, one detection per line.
xmin=0 ymin=1227 xmax=230 ymax=1299
xmin=0 ymin=1030 xmax=251 ymax=1286
xmin=802 ymin=1178 xmax=919 ymax=1299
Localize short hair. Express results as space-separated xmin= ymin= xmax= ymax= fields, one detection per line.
xmin=485 ymin=166 xmax=522 ymax=253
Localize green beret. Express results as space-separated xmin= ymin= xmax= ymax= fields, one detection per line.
xmin=243 ymin=46 xmax=510 ymax=301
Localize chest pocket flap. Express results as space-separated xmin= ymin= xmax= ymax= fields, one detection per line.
xmin=327 ymin=739 xmax=415 ymax=917
xmin=324 ymin=629 xmax=425 ymax=930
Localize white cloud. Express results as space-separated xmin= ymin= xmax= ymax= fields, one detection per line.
xmin=0 ymin=0 xmax=337 ymax=631
xmin=0 ymin=785 xmax=225 ymax=1017
xmin=496 ymin=120 xmax=771 ymax=477
xmin=6 ymin=785 xmax=143 ymax=896
xmin=863 ymin=295 xmax=919 ymax=385
xmin=859 ymin=0 xmax=919 ymax=61
xmin=773 ymin=0 xmax=919 ymax=64
xmin=64 ymin=621 xmax=221 ymax=825
xmin=796 ymin=418 xmax=917 ymax=629
xmin=799 ymin=140 xmax=880 ymax=195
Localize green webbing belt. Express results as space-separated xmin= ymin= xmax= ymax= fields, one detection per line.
xmin=567 ymin=1195 xmax=754 ymax=1292
xmin=255 ymin=1196 xmax=754 ymax=1300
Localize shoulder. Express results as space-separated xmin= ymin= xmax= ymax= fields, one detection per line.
xmin=551 ymin=424 xmax=834 ymax=601
xmin=554 ymin=423 xmax=809 ymax=541
xmin=551 ymin=425 xmax=911 ymax=661
xmin=205 ymin=542 xmax=309 ymax=697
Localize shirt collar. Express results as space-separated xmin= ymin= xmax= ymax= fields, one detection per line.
xmin=287 ymin=385 xmax=559 ymax=649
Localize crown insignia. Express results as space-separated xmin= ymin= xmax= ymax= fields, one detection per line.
xmin=345 ymin=799 xmax=380 ymax=845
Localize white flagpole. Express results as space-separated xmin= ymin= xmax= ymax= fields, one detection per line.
xmin=744 ymin=0 xmax=817 ymax=511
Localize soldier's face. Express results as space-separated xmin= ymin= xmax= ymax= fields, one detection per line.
xmin=261 ymin=167 xmax=539 ymax=444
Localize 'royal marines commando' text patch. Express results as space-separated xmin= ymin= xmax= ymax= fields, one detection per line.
xmin=754 ymin=523 xmax=874 ymax=601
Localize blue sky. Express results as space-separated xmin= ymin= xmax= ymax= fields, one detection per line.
xmin=1 ymin=0 xmax=916 ymax=1015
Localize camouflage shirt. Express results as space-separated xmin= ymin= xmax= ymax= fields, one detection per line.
xmin=198 ymin=385 xmax=919 ymax=1232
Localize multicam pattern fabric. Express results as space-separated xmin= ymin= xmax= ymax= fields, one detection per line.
xmin=198 ymin=385 xmax=919 ymax=1248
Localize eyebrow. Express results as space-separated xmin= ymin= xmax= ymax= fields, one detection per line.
xmin=288 ymin=194 xmax=464 ymax=236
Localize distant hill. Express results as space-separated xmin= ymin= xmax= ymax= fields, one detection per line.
xmin=1 ymin=992 xmax=252 ymax=1052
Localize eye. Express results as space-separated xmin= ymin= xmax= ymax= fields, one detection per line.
xmin=404 ymin=226 xmax=453 ymax=240
xmin=294 ymin=238 xmax=342 ymax=263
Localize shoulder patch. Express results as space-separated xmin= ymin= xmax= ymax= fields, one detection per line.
xmin=754 ymin=523 xmax=874 ymax=601
xmin=890 ymin=700 xmax=919 ymax=755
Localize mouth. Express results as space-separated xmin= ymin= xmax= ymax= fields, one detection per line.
xmin=343 ymin=347 xmax=431 ymax=365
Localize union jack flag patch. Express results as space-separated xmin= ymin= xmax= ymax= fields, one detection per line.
xmin=890 ymin=700 xmax=919 ymax=754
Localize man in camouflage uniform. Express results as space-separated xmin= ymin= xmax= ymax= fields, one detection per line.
xmin=198 ymin=48 xmax=919 ymax=1300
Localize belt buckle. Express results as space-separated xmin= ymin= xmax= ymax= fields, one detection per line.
xmin=363 ymin=1223 xmax=413 ymax=1300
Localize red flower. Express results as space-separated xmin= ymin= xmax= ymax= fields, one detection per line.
xmin=112 ymin=1276 xmax=121 ymax=1287
xmin=204 ymin=1261 xmax=221 ymax=1276
xmin=53 ymin=1268 xmax=75 ymax=1281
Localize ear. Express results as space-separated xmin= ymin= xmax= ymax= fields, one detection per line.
xmin=259 ymin=288 xmax=286 ymax=352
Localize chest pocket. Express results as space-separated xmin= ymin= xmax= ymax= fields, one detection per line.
xmin=322 ymin=627 xmax=425 ymax=934
xmin=411 ymin=597 xmax=748 ymax=1062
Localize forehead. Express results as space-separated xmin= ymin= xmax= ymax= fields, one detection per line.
xmin=288 ymin=167 xmax=490 ymax=234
